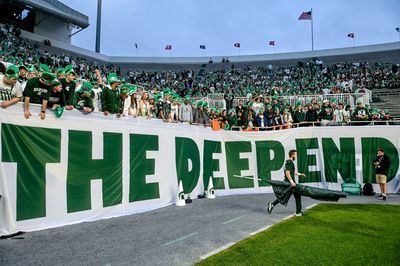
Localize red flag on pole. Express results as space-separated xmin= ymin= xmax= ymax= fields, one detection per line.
xmin=269 ymin=41 xmax=275 ymax=46
xmin=298 ymin=11 xmax=312 ymax=20
xmin=347 ymin=33 xmax=354 ymax=38
xmin=165 ymin=45 xmax=172 ymax=50
xmin=234 ymin=43 xmax=240 ymax=48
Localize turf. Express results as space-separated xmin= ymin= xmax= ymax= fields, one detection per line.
xmin=196 ymin=204 xmax=400 ymax=266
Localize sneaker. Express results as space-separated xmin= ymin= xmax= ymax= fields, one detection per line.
xmin=377 ymin=194 xmax=383 ymax=198
xmin=295 ymin=212 xmax=304 ymax=217
xmin=267 ymin=202 xmax=273 ymax=214
xmin=383 ymin=196 xmax=387 ymax=201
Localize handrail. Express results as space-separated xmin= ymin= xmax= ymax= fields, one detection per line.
xmin=229 ymin=119 xmax=399 ymax=131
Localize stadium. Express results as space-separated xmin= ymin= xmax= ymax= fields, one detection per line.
xmin=0 ymin=0 xmax=400 ymax=265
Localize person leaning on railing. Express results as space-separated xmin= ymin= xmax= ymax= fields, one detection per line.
xmin=0 ymin=65 xmax=23 ymax=109
xmin=351 ymin=101 xmax=370 ymax=125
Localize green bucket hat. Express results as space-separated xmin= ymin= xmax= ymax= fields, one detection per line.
xmin=129 ymin=85 xmax=137 ymax=95
xmin=107 ymin=73 xmax=120 ymax=84
xmin=64 ymin=65 xmax=75 ymax=75
xmin=56 ymin=68 xmax=65 ymax=75
xmin=40 ymin=72 xmax=56 ymax=85
xmin=5 ymin=65 xmax=19 ymax=79
xmin=52 ymin=79 xmax=61 ymax=87
xmin=39 ymin=64 xmax=50 ymax=73
xmin=27 ymin=65 xmax=37 ymax=74
xmin=120 ymin=84 xmax=130 ymax=94
xmin=80 ymin=82 xmax=93 ymax=93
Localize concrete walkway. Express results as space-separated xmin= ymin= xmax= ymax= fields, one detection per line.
xmin=1 ymin=193 xmax=399 ymax=266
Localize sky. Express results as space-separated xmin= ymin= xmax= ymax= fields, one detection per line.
xmin=59 ymin=0 xmax=400 ymax=57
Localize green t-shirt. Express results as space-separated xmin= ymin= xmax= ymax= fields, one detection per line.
xmin=23 ymin=77 xmax=51 ymax=104
xmin=101 ymin=86 xmax=121 ymax=114
xmin=283 ymin=159 xmax=295 ymax=182
xmin=352 ymin=107 xmax=369 ymax=120
xmin=73 ymin=92 xmax=94 ymax=110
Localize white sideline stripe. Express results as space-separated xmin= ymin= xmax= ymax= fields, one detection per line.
xmin=221 ymin=215 xmax=246 ymax=224
xmin=161 ymin=232 xmax=198 ymax=247
xmin=250 ymin=225 xmax=272 ymax=236
xmin=200 ymin=242 xmax=236 ymax=260
xmin=282 ymin=214 xmax=293 ymax=220
xmin=250 ymin=204 xmax=319 ymax=236
xmin=305 ymin=203 xmax=318 ymax=210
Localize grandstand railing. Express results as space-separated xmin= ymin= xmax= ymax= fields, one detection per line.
xmin=207 ymin=92 xmax=371 ymax=109
xmin=228 ymin=119 xmax=399 ymax=131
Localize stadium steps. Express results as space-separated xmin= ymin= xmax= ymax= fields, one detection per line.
xmin=195 ymin=64 xmax=207 ymax=81
xmin=370 ymin=88 xmax=400 ymax=119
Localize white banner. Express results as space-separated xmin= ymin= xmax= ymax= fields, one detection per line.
xmin=0 ymin=103 xmax=399 ymax=236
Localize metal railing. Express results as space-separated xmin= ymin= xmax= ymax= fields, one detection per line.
xmin=228 ymin=119 xmax=399 ymax=131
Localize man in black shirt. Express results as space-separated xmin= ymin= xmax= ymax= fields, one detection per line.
xmin=47 ymin=80 xmax=66 ymax=109
xmin=373 ymin=148 xmax=391 ymax=200
xmin=23 ymin=72 xmax=56 ymax=120
xmin=60 ymin=65 xmax=76 ymax=110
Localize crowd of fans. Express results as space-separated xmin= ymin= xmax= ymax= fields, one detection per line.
xmin=0 ymin=23 xmax=399 ymax=130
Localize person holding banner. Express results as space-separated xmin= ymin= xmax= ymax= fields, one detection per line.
xmin=267 ymin=150 xmax=307 ymax=216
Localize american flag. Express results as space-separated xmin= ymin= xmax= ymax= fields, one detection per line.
xmin=165 ymin=45 xmax=172 ymax=50
xmin=269 ymin=41 xmax=275 ymax=46
xmin=234 ymin=43 xmax=240 ymax=48
xmin=347 ymin=33 xmax=355 ymax=38
xmin=298 ymin=11 xmax=312 ymax=20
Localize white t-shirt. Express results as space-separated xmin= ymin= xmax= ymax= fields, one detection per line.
xmin=333 ymin=109 xmax=348 ymax=123
xmin=0 ymin=75 xmax=23 ymax=101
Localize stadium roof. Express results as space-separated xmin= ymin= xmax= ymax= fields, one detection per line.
xmin=15 ymin=0 xmax=89 ymax=28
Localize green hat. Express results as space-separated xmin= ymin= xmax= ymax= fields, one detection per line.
xmin=202 ymin=102 xmax=209 ymax=108
xmin=64 ymin=65 xmax=75 ymax=75
xmin=164 ymin=88 xmax=171 ymax=95
xmin=52 ymin=79 xmax=61 ymax=87
xmin=27 ymin=65 xmax=37 ymax=74
xmin=40 ymin=72 xmax=56 ymax=85
xmin=296 ymin=100 xmax=302 ymax=107
xmin=107 ymin=73 xmax=120 ymax=84
xmin=197 ymin=101 xmax=203 ymax=107
xmin=384 ymin=109 xmax=389 ymax=114
xmin=80 ymin=82 xmax=93 ymax=93
xmin=129 ymin=85 xmax=137 ymax=95
xmin=120 ymin=84 xmax=130 ymax=93
xmin=5 ymin=65 xmax=19 ymax=79
xmin=55 ymin=106 xmax=64 ymax=118
xmin=56 ymin=68 xmax=65 ymax=74
xmin=266 ymin=104 xmax=272 ymax=109
xmin=39 ymin=64 xmax=50 ymax=73
xmin=356 ymin=100 xmax=362 ymax=104
xmin=229 ymin=108 xmax=236 ymax=113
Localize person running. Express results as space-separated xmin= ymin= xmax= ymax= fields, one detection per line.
xmin=267 ymin=150 xmax=307 ymax=216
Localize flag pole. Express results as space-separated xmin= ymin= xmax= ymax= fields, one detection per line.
xmin=311 ymin=8 xmax=314 ymax=51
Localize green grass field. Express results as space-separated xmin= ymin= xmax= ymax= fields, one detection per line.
xmin=197 ymin=204 xmax=400 ymax=266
